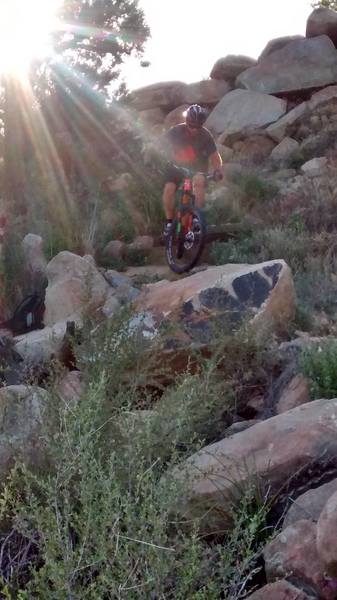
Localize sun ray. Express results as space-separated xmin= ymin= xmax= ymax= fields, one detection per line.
xmin=0 ymin=0 xmax=62 ymax=77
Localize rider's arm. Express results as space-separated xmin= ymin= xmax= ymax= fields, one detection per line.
xmin=209 ymin=150 xmax=223 ymax=173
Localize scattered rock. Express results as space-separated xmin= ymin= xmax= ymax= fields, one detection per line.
xmin=246 ymin=580 xmax=312 ymax=599
xmin=284 ymin=478 xmax=337 ymax=528
xmin=270 ymin=137 xmax=300 ymax=162
xmin=232 ymin=135 xmax=276 ymax=164
xmin=264 ymin=520 xmax=331 ymax=599
xmin=114 ymin=284 xmax=140 ymax=305
xmin=276 ymin=374 xmax=311 ymax=414
xmin=101 ymin=295 xmax=121 ymax=318
xmin=210 ymin=55 xmax=257 ymax=81
xmin=301 ymin=157 xmax=328 ymax=177
xmin=266 ymin=103 xmax=308 ymax=143
xmin=103 ymin=240 xmax=127 ymax=262
xmin=0 ymin=385 xmax=50 ymax=477
xmin=164 ymin=104 xmax=190 ymax=128
xmin=127 ymin=235 xmax=154 ymax=254
xmin=57 ymin=370 xmax=84 ymax=406
xmin=14 ymin=321 xmax=68 ymax=365
xmin=44 ymin=252 xmax=116 ymax=326
xmin=127 ymin=81 xmax=188 ymax=111
xmin=317 ymin=490 xmax=337 ymax=577
xmin=21 ymin=234 xmax=47 ymax=293
xmin=309 ymin=84 xmax=337 ymax=111
xmin=181 ymin=79 xmax=231 ymax=105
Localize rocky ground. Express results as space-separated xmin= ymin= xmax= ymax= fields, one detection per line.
xmin=4 ymin=5 xmax=337 ymax=597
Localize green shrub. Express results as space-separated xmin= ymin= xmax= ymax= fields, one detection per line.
xmin=232 ymin=173 xmax=278 ymax=204
xmin=211 ymin=226 xmax=311 ymax=273
xmin=0 ymin=313 xmax=271 ymax=598
xmin=211 ymin=237 xmax=260 ymax=265
xmin=300 ymin=339 xmax=337 ymax=399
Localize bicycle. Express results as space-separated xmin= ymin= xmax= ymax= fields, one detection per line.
xmin=165 ymin=166 xmax=218 ymax=274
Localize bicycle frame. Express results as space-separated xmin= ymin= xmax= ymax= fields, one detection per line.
xmin=176 ymin=177 xmax=195 ymax=235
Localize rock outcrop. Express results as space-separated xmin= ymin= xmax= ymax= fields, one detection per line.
xmin=236 ymin=36 xmax=337 ymax=95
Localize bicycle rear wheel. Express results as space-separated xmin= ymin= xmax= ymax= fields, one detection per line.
xmin=166 ymin=208 xmax=206 ymax=273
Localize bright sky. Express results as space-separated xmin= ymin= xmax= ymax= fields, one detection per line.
xmin=123 ymin=0 xmax=315 ymax=90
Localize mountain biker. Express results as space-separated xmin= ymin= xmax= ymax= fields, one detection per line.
xmin=161 ymin=104 xmax=223 ymax=236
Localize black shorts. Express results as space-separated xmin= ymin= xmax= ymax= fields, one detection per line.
xmin=163 ymin=165 xmax=208 ymax=187
xmin=164 ymin=164 xmax=185 ymax=186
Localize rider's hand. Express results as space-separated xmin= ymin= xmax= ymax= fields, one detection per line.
xmin=212 ymin=169 xmax=223 ymax=182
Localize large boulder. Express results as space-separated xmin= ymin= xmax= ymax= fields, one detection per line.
xmin=44 ymin=252 xmax=115 ymax=326
xmin=236 ymin=36 xmax=337 ymax=95
xmin=135 ymin=260 xmax=295 ymax=343
xmin=210 ymin=55 xmax=256 ymax=81
xmin=181 ymin=79 xmax=231 ymax=105
xmin=0 ymin=385 xmax=50 ymax=478
xmin=258 ymin=35 xmax=305 ymax=61
xmin=174 ymin=399 xmax=337 ymax=532
xmin=205 ymin=89 xmax=287 ymax=137
xmin=306 ymin=8 xmax=337 ymax=48
xmin=127 ymin=81 xmax=188 ymax=111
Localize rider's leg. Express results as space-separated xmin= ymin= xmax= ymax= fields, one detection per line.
xmin=192 ymin=174 xmax=206 ymax=208
xmin=162 ymin=182 xmax=177 ymax=220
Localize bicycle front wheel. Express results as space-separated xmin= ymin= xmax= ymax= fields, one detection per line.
xmin=165 ymin=208 xmax=206 ymax=273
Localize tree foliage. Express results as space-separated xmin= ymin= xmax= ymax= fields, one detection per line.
xmin=53 ymin=0 xmax=150 ymax=92
xmin=311 ymin=0 xmax=337 ymax=9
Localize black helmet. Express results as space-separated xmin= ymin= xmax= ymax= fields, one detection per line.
xmin=185 ymin=104 xmax=207 ymax=127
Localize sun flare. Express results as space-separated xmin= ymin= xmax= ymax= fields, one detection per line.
xmin=0 ymin=0 xmax=62 ymax=77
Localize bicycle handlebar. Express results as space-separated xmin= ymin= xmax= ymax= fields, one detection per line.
xmin=169 ymin=163 xmax=223 ymax=182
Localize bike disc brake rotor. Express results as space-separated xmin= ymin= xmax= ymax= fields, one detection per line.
xmin=184 ymin=219 xmax=201 ymax=250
